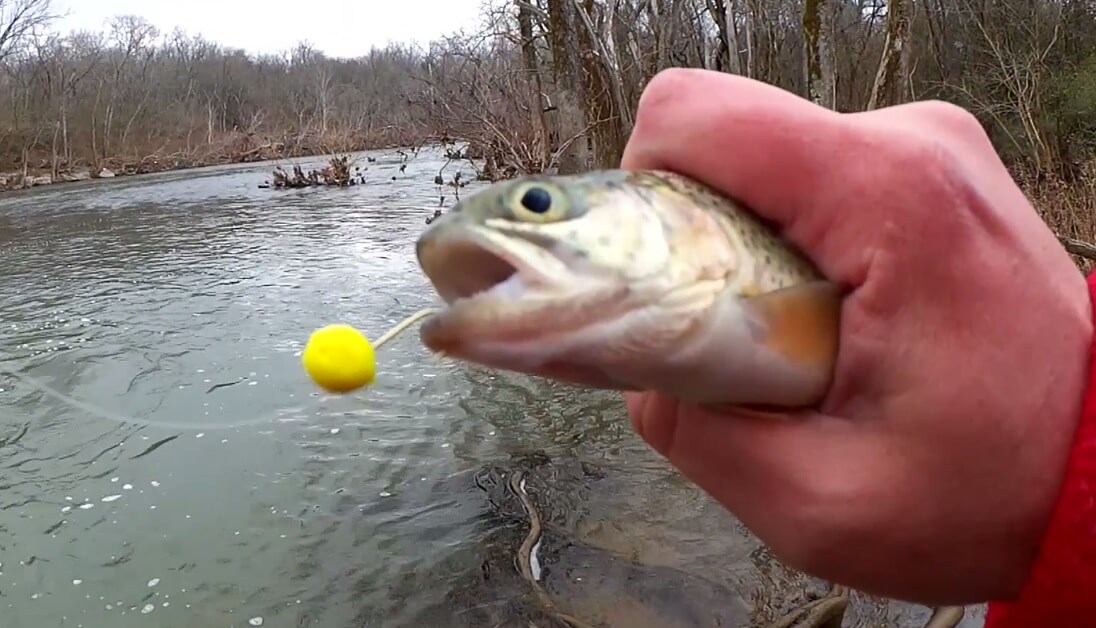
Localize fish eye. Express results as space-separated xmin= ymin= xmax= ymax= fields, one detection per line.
xmin=519 ymin=187 xmax=552 ymax=213
xmin=508 ymin=182 xmax=569 ymax=222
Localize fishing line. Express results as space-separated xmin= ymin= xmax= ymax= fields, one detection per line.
xmin=0 ymin=308 xmax=439 ymax=432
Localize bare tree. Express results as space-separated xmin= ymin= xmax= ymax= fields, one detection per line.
xmin=0 ymin=0 xmax=53 ymax=65
xmin=867 ymin=0 xmax=912 ymax=110
xmin=0 ymin=0 xmax=1095 ymax=239
xmin=802 ymin=0 xmax=836 ymax=107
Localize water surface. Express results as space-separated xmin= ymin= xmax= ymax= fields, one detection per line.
xmin=0 ymin=148 xmax=984 ymax=627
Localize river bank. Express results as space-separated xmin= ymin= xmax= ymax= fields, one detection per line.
xmin=6 ymin=139 xmax=1096 ymax=280
xmin=0 ymin=132 xmax=466 ymax=194
xmin=0 ymin=156 xmax=335 ymax=194
xmin=0 ymin=156 xmax=327 ymax=193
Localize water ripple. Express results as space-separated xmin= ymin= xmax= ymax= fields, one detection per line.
xmin=0 ymin=148 xmax=975 ymax=628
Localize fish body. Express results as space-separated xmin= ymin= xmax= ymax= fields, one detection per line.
xmin=414 ymin=169 xmax=841 ymax=408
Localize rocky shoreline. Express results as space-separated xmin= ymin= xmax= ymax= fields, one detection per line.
xmin=0 ymin=144 xmax=419 ymax=195
xmin=0 ymin=167 xmax=121 ymax=192
xmin=0 ymin=150 xmax=273 ymax=193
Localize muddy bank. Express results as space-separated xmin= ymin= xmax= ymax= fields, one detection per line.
xmin=0 ymin=137 xmax=441 ymax=194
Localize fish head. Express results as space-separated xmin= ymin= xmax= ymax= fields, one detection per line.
xmin=415 ymin=171 xmax=700 ymax=386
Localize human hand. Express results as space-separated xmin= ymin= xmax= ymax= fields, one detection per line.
xmin=620 ymin=68 xmax=1093 ymax=605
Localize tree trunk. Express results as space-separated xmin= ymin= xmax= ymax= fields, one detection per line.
xmin=516 ymin=0 xmax=552 ymax=169
xmin=574 ymin=0 xmax=630 ymax=168
xmin=867 ymin=0 xmax=913 ymax=110
xmin=802 ymin=0 xmax=835 ymax=108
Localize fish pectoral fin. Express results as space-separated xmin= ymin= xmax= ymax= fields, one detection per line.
xmin=740 ymin=280 xmax=843 ymax=372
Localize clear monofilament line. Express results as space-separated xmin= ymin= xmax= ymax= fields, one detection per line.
xmin=372 ymin=308 xmax=437 ymax=349
xmin=0 ymin=308 xmax=440 ymax=432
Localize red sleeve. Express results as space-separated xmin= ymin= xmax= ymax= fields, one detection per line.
xmin=983 ymin=270 xmax=1096 ymax=628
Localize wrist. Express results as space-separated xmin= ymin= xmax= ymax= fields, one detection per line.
xmin=1009 ymin=270 xmax=1094 ymax=589
xmin=985 ymin=269 xmax=1096 ymax=626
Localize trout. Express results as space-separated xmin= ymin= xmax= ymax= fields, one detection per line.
xmin=414 ymin=169 xmax=842 ymax=408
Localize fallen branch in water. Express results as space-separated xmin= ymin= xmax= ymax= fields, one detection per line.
xmin=508 ymin=469 xmax=596 ymax=628
xmin=261 ymin=155 xmax=359 ymax=189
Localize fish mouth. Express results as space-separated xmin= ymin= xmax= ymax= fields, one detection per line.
xmin=417 ymin=224 xmax=566 ymax=305
xmin=415 ymin=224 xmax=611 ymax=351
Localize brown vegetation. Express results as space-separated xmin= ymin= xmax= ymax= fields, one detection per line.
xmin=263 ymin=156 xmax=357 ymax=189
xmin=1 ymin=0 xmax=1095 ymax=262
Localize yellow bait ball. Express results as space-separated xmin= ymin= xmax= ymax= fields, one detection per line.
xmin=302 ymin=324 xmax=376 ymax=393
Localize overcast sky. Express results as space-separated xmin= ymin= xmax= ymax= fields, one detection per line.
xmin=51 ymin=0 xmax=488 ymax=58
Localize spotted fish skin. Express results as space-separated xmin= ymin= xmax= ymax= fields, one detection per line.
xmin=414 ymin=169 xmax=842 ymax=409
xmin=622 ymin=170 xmax=822 ymax=290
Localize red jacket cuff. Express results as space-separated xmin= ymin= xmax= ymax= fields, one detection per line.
xmin=984 ymin=270 xmax=1096 ymax=627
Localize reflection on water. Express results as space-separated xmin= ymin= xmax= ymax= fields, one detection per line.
xmin=0 ymin=149 xmax=985 ymax=627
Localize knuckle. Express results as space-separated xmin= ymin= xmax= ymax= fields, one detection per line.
xmin=633 ymin=68 xmax=701 ymax=130
xmin=625 ymin=68 xmax=713 ymax=165
xmin=854 ymin=103 xmax=975 ymax=206
xmin=916 ymin=99 xmax=983 ymax=131
xmin=907 ymin=100 xmax=993 ymax=151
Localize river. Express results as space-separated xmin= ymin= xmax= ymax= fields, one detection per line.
xmin=0 ymin=147 xmax=984 ymax=628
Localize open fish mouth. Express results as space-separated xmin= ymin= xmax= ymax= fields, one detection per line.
xmin=417 ymin=224 xmax=572 ymax=307
xmin=415 ymin=223 xmax=625 ymax=351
